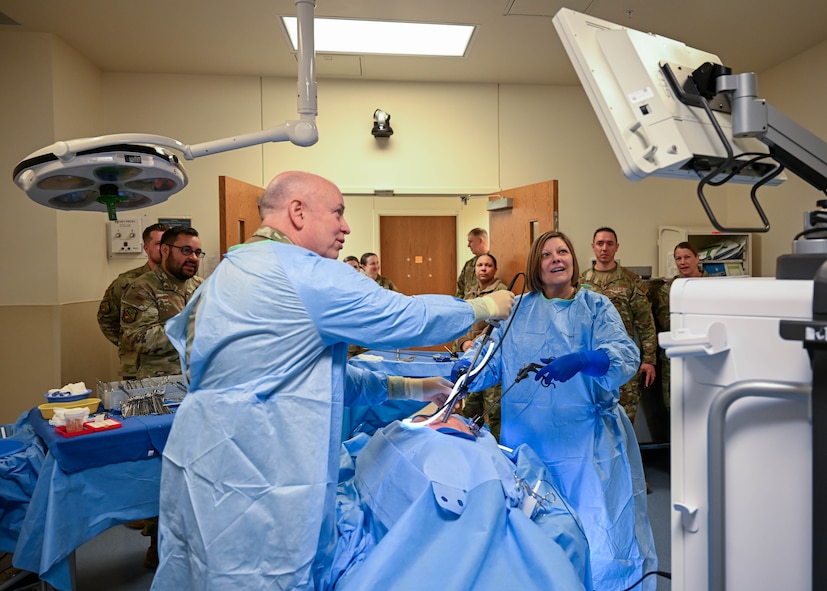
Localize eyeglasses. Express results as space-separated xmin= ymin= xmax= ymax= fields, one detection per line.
xmin=166 ymin=244 xmax=206 ymax=259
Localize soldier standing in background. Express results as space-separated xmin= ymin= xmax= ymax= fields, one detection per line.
xmin=119 ymin=225 xmax=204 ymax=568
xmin=121 ymin=226 xmax=204 ymax=380
xmin=456 ymin=227 xmax=489 ymax=298
xmin=452 ymin=253 xmax=508 ymax=439
xmin=97 ymin=223 xmax=169 ymax=379
xmin=653 ymin=241 xmax=707 ymax=409
xmin=361 ymin=252 xmax=398 ymax=291
xmin=580 ymin=227 xmax=656 ymax=424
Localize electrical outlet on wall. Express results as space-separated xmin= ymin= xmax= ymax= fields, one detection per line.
xmin=107 ymin=217 xmax=144 ymax=259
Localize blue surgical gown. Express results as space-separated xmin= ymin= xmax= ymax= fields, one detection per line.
xmin=151 ymin=241 xmax=479 ymax=591
xmin=463 ymin=288 xmax=658 ymax=591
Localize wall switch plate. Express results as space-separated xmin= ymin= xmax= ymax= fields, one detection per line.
xmin=107 ymin=217 xmax=144 ymax=259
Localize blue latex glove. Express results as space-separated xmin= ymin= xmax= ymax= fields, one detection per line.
xmin=450 ymin=358 xmax=471 ymax=383
xmin=534 ymin=350 xmax=609 ymax=385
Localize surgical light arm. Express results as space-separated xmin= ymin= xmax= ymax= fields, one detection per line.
xmin=12 ymin=0 xmax=318 ymax=220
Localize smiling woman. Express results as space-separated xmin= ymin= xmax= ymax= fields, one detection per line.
xmin=455 ymin=229 xmax=658 ymax=590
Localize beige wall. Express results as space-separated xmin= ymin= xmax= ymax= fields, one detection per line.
xmin=498 ymin=84 xmax=716 ymax=272
xmin=2 ymin=29 xmax=826 ymax=422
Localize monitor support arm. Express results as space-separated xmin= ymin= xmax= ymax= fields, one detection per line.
xmin=663 ymin=63 xmax=827 ymax=233
xmin=718 ymin=72 xmax=827 ymax=192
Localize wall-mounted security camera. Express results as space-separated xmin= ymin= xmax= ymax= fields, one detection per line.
xmin=372 ymin=109 xmax=394 ymax=138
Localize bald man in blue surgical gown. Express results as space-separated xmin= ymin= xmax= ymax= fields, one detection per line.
xmin=150 ymin=171 xmax=514 ymax=591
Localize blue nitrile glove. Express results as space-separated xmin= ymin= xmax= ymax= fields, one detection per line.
xmin=534 ymin=350 xmax=610 ymax=384
xmin=451 ymin=358 xmax=471 ymax=383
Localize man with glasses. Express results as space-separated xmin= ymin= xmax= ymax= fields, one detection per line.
xmin=97 ymin=222 xmax=170 ymax=380
xmin=121 ymin=225 xmax=204 ymax=381
xmin=120 ymin=225 xmax=204 ymax=568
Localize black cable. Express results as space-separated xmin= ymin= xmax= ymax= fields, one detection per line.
xmin=694 ymin=97 xmax=773 ymax=232
xmin=438 ymin=272 xmax=526 ymax=421
xmin=460 ymin=272 xmax=527 ymax=394
xmin=793 ymin=206 xmax=827 ymax=241
xmin=704 ymin=151 xmax=777 ymax=187
xmin=619 ymin=569 xmax=672 ymax=591
xmin=794 ymin=226 xmax=827 ymax=241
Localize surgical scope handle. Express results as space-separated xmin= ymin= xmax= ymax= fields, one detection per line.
xmin=442 ymin=273 xmax=522 ymax=422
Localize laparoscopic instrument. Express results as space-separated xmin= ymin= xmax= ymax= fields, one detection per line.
xmin=403 ymin=273 xmax=556 ymax=438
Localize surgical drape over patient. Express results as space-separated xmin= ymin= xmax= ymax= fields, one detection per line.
xmin=330 ymin=421 xmax=591 ymax=591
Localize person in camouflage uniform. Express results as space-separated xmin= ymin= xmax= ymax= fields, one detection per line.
xmin=653 ymin=241 xmax=708 ymax=409
xmin=452 ymin=253 xmax=508 ymax=439
xmin=360 ymin=252 xmax=398 ymax=291
xmin=97 ymin=223 xmax=169 ymax=379
xmin=121 ymin=226 xmax=204 ymax=380
xmin=120 ymin=225 xmax=203 ymax=569
xmin=580 ymin=227 xmax=656 ymax=424
xmin=456 ymin=227 xmax=489 ymax=298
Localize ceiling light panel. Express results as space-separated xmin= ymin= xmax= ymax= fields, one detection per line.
xmin=282 ymin=17 xmax=475 ymax=57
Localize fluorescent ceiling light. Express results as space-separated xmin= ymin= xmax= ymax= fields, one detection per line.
xmin=281 ymin=17 xmax=475 ymax=57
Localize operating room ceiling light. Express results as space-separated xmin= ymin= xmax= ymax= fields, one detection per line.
xmin=13 ymin=143 xmax=187 ymax=219
xmin=281 ymin=17 xmax=475 ymax=57
xmin=12 ymin=0 xmax=319 ymax=220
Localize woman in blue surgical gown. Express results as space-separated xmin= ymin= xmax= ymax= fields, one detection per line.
xmin=459 ymin=230 xmax=657 ymax=591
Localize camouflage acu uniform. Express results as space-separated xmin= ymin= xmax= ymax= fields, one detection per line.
xmin=452 ymin=278 xmax=508 ymax=439
xmin=652 ymin=272 xmax=708 ymax=409
xmin=243 ymin=225 xmax=292 ymax=245
xmin=374 ymin=275 xmax=398 ymax=292
xmin=121 ymin=266 xmax=203 ymax=379
xmin=580 ymin=264 xmax=657 ymax=423
xmin=456 ymin=256 xmax=479 ymax=298
xmin=97 ymin=262 xmax=151 ymax=379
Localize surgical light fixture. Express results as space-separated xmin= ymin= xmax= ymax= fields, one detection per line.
xmin=281 ymin=16 xmax=475 ymax=57
xmin=12 ymin=0 xmax=319 ymax=221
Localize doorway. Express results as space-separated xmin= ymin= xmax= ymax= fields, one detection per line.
xmin=379 ymin=215 xmax=457 ymax=296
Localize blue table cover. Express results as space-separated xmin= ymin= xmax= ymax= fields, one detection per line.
xmin=10 ymin=410 xmax=170 ymax=591
xmin=13 ymin=453 xmax=162 ymax=591
xmin=28 ymin=408 xmax=173 ymax=473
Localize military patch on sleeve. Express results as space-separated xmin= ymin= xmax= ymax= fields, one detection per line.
xmin=122 ymin=307 xmax=139 ymax=324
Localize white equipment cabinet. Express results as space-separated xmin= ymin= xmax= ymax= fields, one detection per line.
xmin=663 ymin=276 xmax=812 ymax=591
xmin=658 ymin=226 xmax=752 ymax=278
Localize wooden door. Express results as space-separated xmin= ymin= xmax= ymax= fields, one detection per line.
xmin=218 ymin=176 xmax=263 ymax=256
xmin=380 ymin=215 xmax=457 ymax=352
xmin=488 ymin=180 xmax=558 ymax=293
xmin=379 ymin=216 xmax=457 ymax=296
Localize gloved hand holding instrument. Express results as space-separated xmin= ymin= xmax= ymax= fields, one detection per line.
xmin=533 ymin=350 xmax=609 ymax=387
